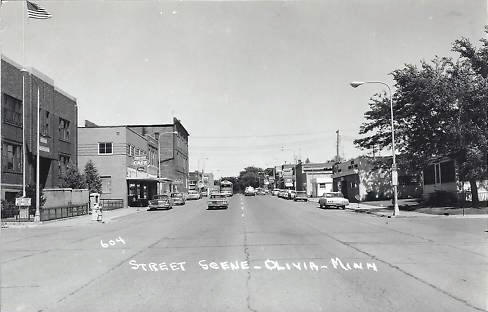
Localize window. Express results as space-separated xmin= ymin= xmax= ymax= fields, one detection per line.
xmin=58 ymin=118 xmax=70 ymax=141
xmin=136 ymin=148 xmax=140 ymax=156
xmin=58 ymin=155 xmax=70 ymax=175
xmin=101 ymin=176 xmax=112 ymax=194
xmin=3 ymin=94 xmax=22 ymax=126
xmin=98 ymin=142 xmax=113 ymax=154
xmin=1 ymin=141 xmax=22 ymax=172
xmin=40 ymin=109 xmax=50 ymax=137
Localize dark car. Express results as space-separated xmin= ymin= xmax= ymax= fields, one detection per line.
xmin=148 ymin=194 xmax=172 ymax=210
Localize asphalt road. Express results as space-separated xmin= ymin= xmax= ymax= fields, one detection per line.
xmin=1 ymin=195 xmax=487 ymax=312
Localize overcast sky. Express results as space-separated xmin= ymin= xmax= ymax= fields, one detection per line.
xmin=1 ymin=0 xmax=486 ymax=177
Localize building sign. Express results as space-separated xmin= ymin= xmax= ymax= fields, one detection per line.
xmin=39 ymin=145 xmax=50 ymax=152
xmin=126 ymin=167 xmax=157 ymax=180
xmin=133 ymin=156 xmax=148 ymax=167
xmin=15 ymin=197 xmax=31 ymax=206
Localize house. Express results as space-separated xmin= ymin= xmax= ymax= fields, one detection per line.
xmin=423 ymin=156 xmax=488 ymax=203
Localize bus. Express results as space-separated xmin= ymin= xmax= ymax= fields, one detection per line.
xmin=220 ymin=180 xmax=233 ymax=197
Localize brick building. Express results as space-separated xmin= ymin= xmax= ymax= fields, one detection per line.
xmin=127 ymin=118 xmax=189 ymax=192
xmin=78 ymin=123 xmax=161 ymax=207
xmin=1 ymin=56 xmax=78 ymax=203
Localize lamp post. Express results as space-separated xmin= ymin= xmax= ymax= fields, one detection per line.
xmin=350 ymin=80 xmax=399 ymax=216
xmin=156 ymin=131 xmax=177 ymax=194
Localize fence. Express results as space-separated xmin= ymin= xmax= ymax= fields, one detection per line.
xmin=1 ymin=203 xmax=89 ymax=223
xmin=100 ymin=199 xmax=124 ymax=210
xmin=40 ymin=204 xmax=89 ymax=221
xmin=1 ymin=203 xmax=31 ymax=222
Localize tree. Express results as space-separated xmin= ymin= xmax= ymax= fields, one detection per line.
xmin=84 ymin=160 xmax=102 ymax=193
xmin=355 ymin=28 xmax=488 ymax=207
xmin=59 ymin=162 xmax=86 ymax=189
xmin=238 ymin=166 xmax=264 ymax=189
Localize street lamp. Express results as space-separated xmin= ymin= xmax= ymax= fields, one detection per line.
xmin=350 ymin=80 xmax=399 ymax=216
xmin=155 ymin=131 xmax=177 ymax=194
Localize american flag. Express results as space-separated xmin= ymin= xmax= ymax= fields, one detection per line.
xmin=26 ymin=1 xmax=52 ymax=19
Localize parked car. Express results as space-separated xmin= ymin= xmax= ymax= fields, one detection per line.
xmin=294 ymin=191 xmax=308 ymax=202
xmin=187 ymin=190 xmax=201 ymax=200
xmin=318 ymin=192 xmax=349 ymax=209
xmin=278 ymin=190 xmax=288 ymax=198
xmin=256 ymin=188 xmax=266 ymax=195
xmin=245 ymin=186 xmax=256 ymax=196
xmin=289 ymin=190 xmax=296 ymax=200
xmin=272 ymin=189 xmax=280 ymax=196
xmin=170 ymin=192 xmax=186 ymax=205
xmin=207 ymin=193 xmax=229 ymax=209
xmin=148 ymin=194 xmax=172 ymax=210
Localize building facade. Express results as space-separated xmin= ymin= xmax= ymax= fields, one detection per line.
xmin=332 ymin=156 xmax=421 ymax=202
xmin=295 ymin=161 xmax=335 ymax=197
xmin=78 ymin=123 xmax=160 ymax=207
xmin=127 ymin=118 xmax=189 ymax=192
xmin=1 ymin=56 xmax=78 ymax=203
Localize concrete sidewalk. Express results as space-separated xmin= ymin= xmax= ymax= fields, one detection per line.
xmin=307 ymin=197 xmax=488 ymax=218
xmin=1 ymin=207 xmax=142 ymax=229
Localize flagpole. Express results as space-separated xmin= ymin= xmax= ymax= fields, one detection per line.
xmin=22 ymin=0 xmax=27 ymax=197
xmin=34 ymin=87 xmax=40 ymax=223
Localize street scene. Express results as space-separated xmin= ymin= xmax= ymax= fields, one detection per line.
xmin=1 ymin=1 xmax=488 ymax=311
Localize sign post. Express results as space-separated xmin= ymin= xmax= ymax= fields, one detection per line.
xmin=16 ymin=197 xmax=32 ymax=220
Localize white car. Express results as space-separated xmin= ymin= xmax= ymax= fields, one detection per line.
xmin=187 ymin=190 xmax=201 ymax=200
xmin=318 ymin=192 xmax=349 ymax=209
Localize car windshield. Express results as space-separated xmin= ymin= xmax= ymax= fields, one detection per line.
xmin=324 ymin=192 xmax=343 ymax=198
xmin=188 ymin=191 xmax=197 ymax=194
xmin=297 ymin=191 xmax=306 ymax=195
xmin=210 ymin=194 xmax=225 ymax=199
xmin=171 ymin=193 xmax=182 ymax=198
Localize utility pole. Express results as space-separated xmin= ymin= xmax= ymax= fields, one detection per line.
xmin=336 ymin=130 xmax=340 ymax=162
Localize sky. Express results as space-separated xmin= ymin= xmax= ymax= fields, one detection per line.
xmin=1 ymin=0 xmax=486 ymax=177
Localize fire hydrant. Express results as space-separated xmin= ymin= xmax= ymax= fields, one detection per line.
xmin=91 ymin=203 xmax=103 ymax=222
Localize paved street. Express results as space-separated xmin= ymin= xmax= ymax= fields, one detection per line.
xmin=2 ymin=195 xmax=487 ymax=312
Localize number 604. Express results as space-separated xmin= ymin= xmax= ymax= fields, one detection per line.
xmin=100 ymin=236 xmax=126 ymax=248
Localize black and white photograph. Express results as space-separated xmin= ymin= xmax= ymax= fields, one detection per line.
xmin=1 ymin=0 xmax=487 ymax=311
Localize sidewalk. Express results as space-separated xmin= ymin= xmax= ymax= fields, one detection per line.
xmin=307 ymin=197 xmax=488 ymax=218
xmin=1 ymin=207 xmax=142 ymax=229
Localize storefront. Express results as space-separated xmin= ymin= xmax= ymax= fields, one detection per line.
xmin=127 ymin=178 xmax=157 ymax=207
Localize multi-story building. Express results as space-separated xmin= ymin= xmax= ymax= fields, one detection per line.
xmin=295 ymin=161 xmax=335 ymax=197
xmin=188 ymin=170 xmax=202 ymax=191
xmin=127 ymin=118 xmax=189 ymax=192
xmin=78 ymin=122 xmax=160 ymax=207
xmin=281 ymin=164 xmax=295 ymax=189
xmin=1 ymin=56 xmax=78 ymax=203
